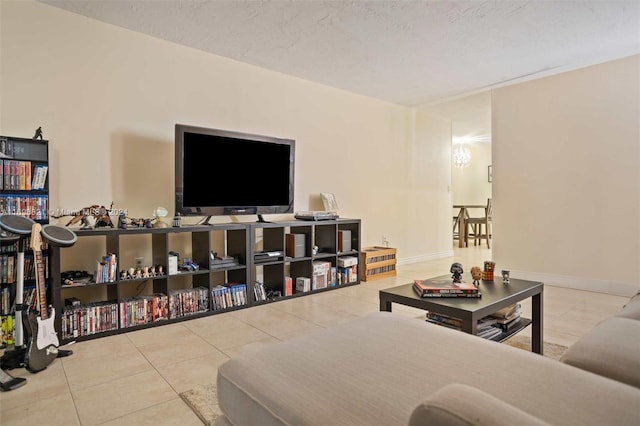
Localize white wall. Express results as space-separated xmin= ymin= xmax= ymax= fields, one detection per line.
xmin=0 ymin=1 xmax=453 ymax=263
xmin=6 ymin=2 xmax=636 ymax=296
xmin=493 ymin=55 xmax=640 ymax=296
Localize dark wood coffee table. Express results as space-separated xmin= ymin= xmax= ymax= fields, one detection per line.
xmin=379 ymin=275 xmax=544 ymax=354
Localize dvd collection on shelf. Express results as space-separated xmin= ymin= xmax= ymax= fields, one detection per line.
xmin=211 ymin=284 xmax=247 ymax=310
xmin=95 ymin=253 xmax=118 ymax=283
xmin=425 ymin=303 xmax=522 ymax=339
xmin=0 ymin=160 xmax=47 ymax=191
xmin=60 ymin=283 xmax=249 ymax=339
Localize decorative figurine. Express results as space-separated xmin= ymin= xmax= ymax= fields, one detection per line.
xmin=152 ymin=207 xmax=169 ymax=228
xmin=502 ymin=270 xmax=511 ymax=285
xmin=51 ymin=202 xmax=115 ymax=228
xmin=173 ymin=213 xmax=182 ymax=228
xmin=94 ymin=205 xmax=114 ymax=228
xmin=470 ymin=266 xmax=482 ymax=286
xmin=118 ymin=213 xmax=128 ymax=229
xmin=128 ymin=267 xmax=135 ymax=279
xmin=450 ymin=262 xmax=464 ymax=283
xmin=483 ymin=261 xmax=496 ymax=281
xmin=33 ymin=126 xmax=43 ymax=140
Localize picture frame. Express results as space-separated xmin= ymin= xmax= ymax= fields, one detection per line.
xmin=488 ymin=165 xmax=493 ymax=183
xmin=320 ymin=193 xmax=338 ymax=212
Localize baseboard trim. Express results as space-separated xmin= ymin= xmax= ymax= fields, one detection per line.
xmin=510 ymin=270 xmax=639 ymax=297
xmin=398 ymin=250 xmax=453 ymax=266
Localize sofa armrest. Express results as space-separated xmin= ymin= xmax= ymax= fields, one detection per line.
xmin=616 ymin=291 xmax=640 ymax=320
xmin=408 ymin=383 xmax=550 ymax=426
xmin=560 ymin=317 xmax=640 ymax=388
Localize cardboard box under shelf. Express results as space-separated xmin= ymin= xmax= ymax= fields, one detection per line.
xmin=360 ymin=246 xmax=397 ymax=281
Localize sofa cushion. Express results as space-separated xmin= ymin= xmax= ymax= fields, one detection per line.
xmin=560 ymin=317 xmax=640 ymax=388
xmin=616 ymin=291 xmax=640 ymax=320
xmin=408 ymin=383 xmax=550 ymax=426
xmin=217 ymin=312 xmax=640 ymax=425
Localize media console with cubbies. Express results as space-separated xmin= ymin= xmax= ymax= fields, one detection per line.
xmin=49 ymin=218 xmax=360 ymax=343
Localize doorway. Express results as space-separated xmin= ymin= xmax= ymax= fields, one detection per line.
xmin=424 ymin=91 xmax=493 ymax=247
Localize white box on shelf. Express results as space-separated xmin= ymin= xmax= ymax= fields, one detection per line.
xmin=168 ymin=255 xmax=178 ymax=275
xmin=338 ymin=256 xmax=358 ymax=267
xmin=312 ymin=272 xmax=328 ymax=290
xmin=312 ymin=261 xmax=331 ymax=275
xmin=296 ymin=277 xmax=311 ymax=292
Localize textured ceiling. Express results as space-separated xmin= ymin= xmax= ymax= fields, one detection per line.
xmin=39 ymin=0 xmax=640 ymax=109
xmin=36 ymin=1 xmax=639 ymax=140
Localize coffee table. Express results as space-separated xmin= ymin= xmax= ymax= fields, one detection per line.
xmin=379 ymin=275 xmax=544 ymax=354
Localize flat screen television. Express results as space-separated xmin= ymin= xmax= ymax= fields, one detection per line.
xmin=175 ymin=124 xmax=295 ymax=223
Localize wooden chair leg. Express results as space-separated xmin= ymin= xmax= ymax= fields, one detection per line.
xmin=485 ymin=219 xmax=491 ymax=249
xmin=464 ymin=224 xmax=469 ymax=247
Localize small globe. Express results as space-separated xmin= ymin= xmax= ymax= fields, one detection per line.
xmin=154 ymin=207 xmax=168 ymax=219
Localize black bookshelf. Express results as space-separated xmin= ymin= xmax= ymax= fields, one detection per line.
xmin=50 ymin=218 xmax=361 ymax=343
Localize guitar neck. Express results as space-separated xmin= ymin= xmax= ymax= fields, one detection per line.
xmin=34 ymin=249 xmax=48 ymax=320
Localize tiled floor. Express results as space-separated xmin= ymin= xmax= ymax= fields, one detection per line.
xmin=0 ymin=244 xmax=630 ymax=425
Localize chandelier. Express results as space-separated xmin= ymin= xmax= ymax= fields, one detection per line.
xmin=452 ymin=145 xmax=471 ymax=168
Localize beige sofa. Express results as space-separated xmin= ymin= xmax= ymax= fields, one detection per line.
xmin=215 ymin=292 xmax=640 ymax=425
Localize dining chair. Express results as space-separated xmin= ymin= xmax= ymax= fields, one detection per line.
xmin=453 ymin=209 xmax=470 ymax=246
xmin=466 ymin=198 xmax=492 ymax=248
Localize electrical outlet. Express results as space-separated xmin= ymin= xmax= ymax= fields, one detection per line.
xmin=382 ymin=236 xmax=389 ymax=247
xmin=135 ymin=257 xmax=144 ymax=269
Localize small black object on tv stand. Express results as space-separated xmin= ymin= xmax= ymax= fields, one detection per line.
xmin=197 ymin=216 xmax=215 ymax=226
xmin=257 ymin=214 xmax=270 ymax=223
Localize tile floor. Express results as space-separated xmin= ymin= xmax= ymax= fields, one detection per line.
xmin=0 ymin=244 xmax=631 ymax=425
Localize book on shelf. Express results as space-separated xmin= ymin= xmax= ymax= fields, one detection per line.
xmin=284 ymin=276 xmax=293 ymax=296
xmin=425 ymin=317 xmax=461 ymax=330
xmin=491 ymin=303 xmax=521 ymax=319
xmin=413 ymin=282 xmax=481 ymax=298
xmin=493 ymin=316 xmax=522 ymax=331
xmin=210 ymin=254 xmax=239 ymax=269
xmin=494 ymin=311 xmax=521 ymax=324
xmin=413 ymin=278 xmax=479 ymax=294
xmin=254 ymin=281 xmax=267 ymax=301
xmin=478 ymin=326 xmax=503 ymax=339
xmin=426 ymin=311 xmax=462 ymax=328
xmin=477 ymin=316 xmax=499 ymax=328
xmin=95 ymin=253 xmax=117 ymax=283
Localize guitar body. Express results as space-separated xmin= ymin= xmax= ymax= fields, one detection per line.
xmin=24 ymin=308 xmax=58 ymax=373
xmin=22 ymin=223 xmax=59 ymax=373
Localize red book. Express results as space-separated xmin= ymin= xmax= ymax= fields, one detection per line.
xmin=413 ymin=278 xmax=479 ymax=294
xmin=284 ymin=276 xmax=293 ymax=296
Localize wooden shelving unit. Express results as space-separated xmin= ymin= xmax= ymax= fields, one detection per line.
xmin=49 ymin=218 xmax=361 ymax=343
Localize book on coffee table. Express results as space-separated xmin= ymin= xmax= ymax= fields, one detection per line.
xmin=413 ymin=278 xmax=479 ymax=297
xmin=415 ymin=289 xmax=482 ymax=298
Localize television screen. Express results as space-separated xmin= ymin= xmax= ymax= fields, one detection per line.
xmin=175 ymin=124 xmax=295 ymax=220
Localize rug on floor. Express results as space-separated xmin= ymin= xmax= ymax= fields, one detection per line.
xmin=180 ymin=383 xmax=222 ymax=426
xmin=503 ymin=335 xmax=569 ymax=360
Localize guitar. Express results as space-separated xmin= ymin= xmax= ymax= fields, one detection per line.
xmin=23 ymin=223 xmax=58 ymax=372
